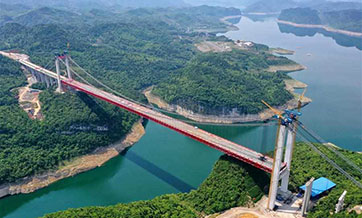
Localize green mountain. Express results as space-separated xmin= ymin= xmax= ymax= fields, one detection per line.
xmin=322 ymin=9 xmax=362 ymax=32
xmin=0 ymin=3 xmax=30 ymax=16
xmin=183 ymin=0 xmax=257 ymax=7
xmin=243 ymin=0 xmax=297 ymax=13
xmin=0 ymin=0 xmax=188 ymax=11
xmin=9 ymin=7 xmax=81 ymax=27
xmin=0 ymin=3 xmax=31 ymax=24
xmin=279 ymin=7 xmax=322 ymax=25
xmin=313 ymin=1 xmax=362 ymax=12
xmin=279 ymin=7 xmax=362 ymax=32
xmin=153 ymin=50 xmax=294 ymax=115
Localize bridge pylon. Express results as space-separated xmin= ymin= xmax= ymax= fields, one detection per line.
xmin=281 ymin=124 xmax=296 ymax=192
xmin=55 ymin=56 xmax=63 ymax=93
xmin=267 ymin=123 xmax=287 ymax=210
xmin=261 ymin=100 xmax=299 ymax=210
xmin=64 ymin=52 xmax=72 ymax=80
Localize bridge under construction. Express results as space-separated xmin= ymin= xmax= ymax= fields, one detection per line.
xmin=1 ymin=50 xmax=360 ymax=212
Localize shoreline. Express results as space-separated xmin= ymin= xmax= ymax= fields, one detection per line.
xmin=0 ymin=119 xmax=145 ymax=199
xmin=242 ymin=12 xmax=279 ymax=16
xmin=220 ymin=15 xmax=242 ymax=26
xmin=144 ymin=79 xmax=311 ymax=124
xmin=192 ymin=15 xmax=241 ymax=33
xmin=277 ymin=19 xmax=362 ymax=38
xmin=218 ymin=15 xmax=241 ymax=32
xmin=267 ymin=64 xmax=306 ymax=73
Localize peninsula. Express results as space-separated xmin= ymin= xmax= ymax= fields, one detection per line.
xmin=278 ymin=7 xmax=362 ymax=38
xmin=147 ymin=41 xmax=309 ymax=124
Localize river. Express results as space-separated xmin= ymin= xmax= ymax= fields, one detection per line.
xmin=1 ymin=16 xmax=361 ymax=218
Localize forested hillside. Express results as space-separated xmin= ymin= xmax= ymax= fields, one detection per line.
xmin=289 ymin=143 xmax=362 ymax=218
xmin=279 ymin=7 xmax=321 ymax=25
xmin=0 ymin=0 xmax=188 ymax=11
xmin=153 ymin=51 xmax=294 ymax=115
xmin=0 ymin=56 xmax=138 ymax=184
xmin=243 ymin=0 xmax=297 ymax=14
xmin=8 ymin=7 xmax=82 ymax=27
xmin=41 ymin=144 xmax=362 ymax=218
xmin=322 ymin=9 xmax=362 ymax=33
xmin=279 ymin=4 xmax=362 ymax=32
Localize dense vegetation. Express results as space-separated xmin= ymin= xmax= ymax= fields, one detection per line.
xmin=279 ymin=6 xmax=362 ymax=32
xmin=153 ymin=51 xmax=294 ymax=115
xmin=289 ymin=143 xmax=362 ymax=218
xmin=312 ymin=1 xmax=362 ymax=13
xmin=322 ymin=9 xmax=362 ymax=33
xmin=279 ymin=8 xmax=322 ymax=25
xmin=0 ymin=56 xmax=138 ymax=184
xmin=0 ymin=56 xmax=26 ymax=106
xmin=0 ymin=0 xmax=187 ymax=13
xmin=243 ymin=0 xmax=297 ymax=14
xmin=41 ymin=144 xmax=362 ymax=218
xmin=183 ymin=155 xmax=269 ymax=214
xmin=0 ymin=4 xmax=240 ymax=32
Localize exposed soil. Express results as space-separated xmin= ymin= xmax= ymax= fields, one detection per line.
xmin=195 ymin=41 xmax=304 ymax=73
xmin=195 ymin=41 xmax=258 ymax=53
xmin=267 ymin=64 xmax=306 ymax=73
xmin=220 ymin=15 xmax=242 ymax=27
xmin=207 ymin=196 xmax=300 ymax=218
xmin=270 ymin=48 xmax=295 ymax=55
xmin=350 ymin=205 xmax=362 ymax=215
xmin=17 ymin=71 xmax=43 ymax=120
xmin=195 ymin=41 xmax=234 ymax=53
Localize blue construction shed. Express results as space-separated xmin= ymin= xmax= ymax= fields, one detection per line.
xmin=299 ymin=177 xmax=336 ymax=198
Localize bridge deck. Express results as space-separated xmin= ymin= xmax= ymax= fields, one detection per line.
xmin=1 ymin=51 xmax=277 ymax=173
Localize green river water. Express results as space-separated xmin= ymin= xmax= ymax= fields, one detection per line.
xmin=1 ymin=16 xmax=361 ymax=218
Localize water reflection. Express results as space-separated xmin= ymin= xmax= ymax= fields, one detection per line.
xmin=243 ymin=14 xmax=278 ymax=22
xmin=122 ymin=150 xmax=194 ymax=192
xmin=278 ymin=23 xmax=362 ymax=50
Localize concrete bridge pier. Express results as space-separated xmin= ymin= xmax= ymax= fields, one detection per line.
xmin=55 ymin=58 xmax=63 ymax=93
xmin=268 ymin=124 xmax=287 ymax=210
xmin=51 ymin=78 xmax=56 ymax=86
xmin=31 ymin=69 xmax=39 ymax=83
xmin=39 ymin=72 xmax=46 ymax=84
xmin=65 ymin=55 xmax=72 ymax=80
xmin=26 ymin=67 xmax=36 ymax=82
xmin=44 ymin=74 xmax=51 ymax=88
xmin=35 ymin=71 xmax=42 ymax=83
xmin=280 ymin=125 xmax=296 ymax=192
xmin=30 ymin=69 xmax=36 ymax=82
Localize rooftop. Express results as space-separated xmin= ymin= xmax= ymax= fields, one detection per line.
xmin=300 ymin=177 xmax=336 ymax=197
